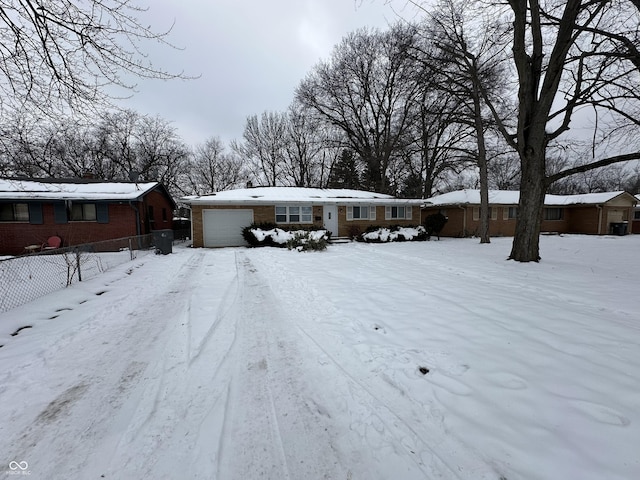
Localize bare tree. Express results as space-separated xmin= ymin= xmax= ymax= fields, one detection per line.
xmin=493 ymin=0 xmax=640 ymax=261
xmin=418 ymin=0 xmax=513 ymax=243
xmin=296 ymin=24 xmax=422 ymax=193
xmin=0 ymin=0 xmax=185 ymax=116
xmin=185 ymin=137 xmax=246 ymax=194
xmin=282 ymin=103 xmax=329 ymax=187
xmin=232 ymin=112 xmax=288 ymax=186
xmin=1 ymin=109 xmax=189 ymax=195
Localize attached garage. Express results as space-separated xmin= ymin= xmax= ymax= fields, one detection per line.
xmin=202 ymin=209 xmax=254 ymax=247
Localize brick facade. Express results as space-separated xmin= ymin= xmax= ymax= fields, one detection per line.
xmin=0 ymin=189 xmax=174 ymax=255
xmin=190 ymin=204 xmax=418 ymax=247
xmin=423 ymin=203 xmax=635 ymax=238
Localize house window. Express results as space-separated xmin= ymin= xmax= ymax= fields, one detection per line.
xmin=385 ymin=205 xmax=412 ymax=220
xmin=275 ymin=205 xmax=313 ymax=224
xmin=504 ymin=207 xmax=517 ymax=220
xmin=544 ymin=208 xmax=563 ymax=221
xmin=353 ymin=206 xmax=369 ymax=219
xmin=0 ymin=203 xmax=29 ymax=222
xmin=162 ymin=208 xmax=168 ymax=222
xmin=634 ymin=210 xmax=640 ymax=220
xmin=347 ymin=205 xmax=376 ymax=221
xmin=70 ymin=203 xmax=97 ymax=221
xmin=472 ymin=207 xmax=496 ymax=221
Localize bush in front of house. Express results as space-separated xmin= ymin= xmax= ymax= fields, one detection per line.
xmin=285 ymin=231 xmax=329 ymax=252
xmin=358 ymin=225 xmax=429 ymax=243
xmin=242 ymin=223 xmax=330 ymax=251
xmin=423 ymin=213 xmax=448 ymax=238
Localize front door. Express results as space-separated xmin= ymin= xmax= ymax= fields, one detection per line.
xmin=323 ymin=205 xmax=339 ymax=237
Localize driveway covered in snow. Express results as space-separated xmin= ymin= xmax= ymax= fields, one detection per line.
xmin=1 ymin=237 xmax=639 ymax=480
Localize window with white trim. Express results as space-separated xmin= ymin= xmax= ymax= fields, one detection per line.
xmin=385 ymin=205 xmax=412 ymax=220
xmin=347 ymin=205 xmax=376 ymax=221
xmin=275 ymin=205 xmax=313 ymax=223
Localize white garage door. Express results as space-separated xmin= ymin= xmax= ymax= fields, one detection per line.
xmin=202 ymin=209 xmax=254 ymax=247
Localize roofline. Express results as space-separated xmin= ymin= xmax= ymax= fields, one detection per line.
xmin=182 ymin=197 xmax=425 ymax=206
xmin=424 ymin=191 xmax=637 ymax=208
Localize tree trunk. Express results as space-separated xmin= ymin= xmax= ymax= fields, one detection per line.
xmin=509 ymin=150 xmax=546 ymax=261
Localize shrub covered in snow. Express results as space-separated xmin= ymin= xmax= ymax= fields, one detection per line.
xmin=359 ymin=225 xmax=428 ymax=243
xmin=242 ymin=223 xmax=330 ymax=251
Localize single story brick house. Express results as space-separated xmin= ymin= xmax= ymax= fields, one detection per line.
xmin=422 ymin=189 xmax=637 ymax=237
xmin=0 ymin=178 xmax=175 ymax=255
xmin=182 ymin=187 xmax=424 ymax=247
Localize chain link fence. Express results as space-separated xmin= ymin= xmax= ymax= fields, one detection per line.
xmin=0 ymin=234 xmax=157 ymax=313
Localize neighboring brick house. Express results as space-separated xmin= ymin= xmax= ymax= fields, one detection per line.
xmin=182 ymin=187 xmax=424 ymax=247
xmin=422 ymin=189 xmax=637 ymax=237
xmin=0 ymin=178 xmax=175 ymax=255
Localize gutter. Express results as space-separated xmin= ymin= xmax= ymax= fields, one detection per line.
xmin=129 ymin=200 xmax=141 ymax=236
xmin=458 ymin=205 xmax=467 ymax=237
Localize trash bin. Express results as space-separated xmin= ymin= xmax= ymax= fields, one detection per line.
xmin=153 ymin=229 xmax=173 ymax=254
xmin=609 ymin=222 xmax=628 ymax=236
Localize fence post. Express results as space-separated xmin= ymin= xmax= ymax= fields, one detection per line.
xmin=129 ymin=238 xmax=133 ymax=261
xmin=76 ymin=249 xmax=82 ymax=282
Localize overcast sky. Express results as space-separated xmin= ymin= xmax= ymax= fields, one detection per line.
xmin=119 ymin=0 xmax=420 ymax=148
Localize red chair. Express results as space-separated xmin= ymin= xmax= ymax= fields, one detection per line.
xmin=42 ymin=235 xmax=62 ymax=250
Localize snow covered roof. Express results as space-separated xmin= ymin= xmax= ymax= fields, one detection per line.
xmin=0 ymin=178 xmax=162 ymax=201
xmin=426 ymin=189 xmax=636 ymax=207
xmin=183 ymin=187 xmax=423 ymax=205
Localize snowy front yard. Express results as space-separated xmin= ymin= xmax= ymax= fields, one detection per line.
xmin=0 ymin=236 xmax=638 ymax=479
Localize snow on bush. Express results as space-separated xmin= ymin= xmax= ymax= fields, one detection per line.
xmin=360 ymin=226 xmax=428 ymax=243
xmin=243 ymin=225 xmax=330 ymax=251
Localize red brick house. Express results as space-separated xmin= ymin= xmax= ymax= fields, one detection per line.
xmin=0 ymin=178 xmax=175 ymax=255
xmin=422 ymin=189 xmax=637 ymax=237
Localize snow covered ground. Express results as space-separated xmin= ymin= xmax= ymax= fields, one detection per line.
xmin=0 ymin=235 xmax=638 ymax=480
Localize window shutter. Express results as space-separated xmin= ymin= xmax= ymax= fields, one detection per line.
xmin=406 ymin=205 xmax=412 ymax=220
xmin=54 ymin=203 xmax=68 ymax=224
xmin=346 ymin=206 xmax=353 ymax=221
xmin=472 ymin=207 xmax=479 ymax=221
xmin=28 ymin=202 xmax=43 ymax=224
xmin=96 ymin=203 xmax=109 ymax=224
xmin=491 ymin=208 xmax=498 ymax=220
xmin=385 ymin=206 xmax=391 ymax=220
xmin=370 ymin=205 xmax=376 ymax=220
xmin=503 ymin=207 xmax=509 ymax=220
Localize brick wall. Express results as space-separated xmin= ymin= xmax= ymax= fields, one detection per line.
xmin=190 ymin=204 xmax=325 ymax=247
xmin=338 ymin=205 xmax=418 ymax=237
xmin=141 ymin=190 xmax=175 ymax=233
xmin=422 ymin=204 xmax=635 ymax=237
xmin=0 ymin=201 xmax=140 ymax=255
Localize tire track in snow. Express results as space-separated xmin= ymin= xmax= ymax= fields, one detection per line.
xmin=216 ymin=253 xmax=345 ymax=480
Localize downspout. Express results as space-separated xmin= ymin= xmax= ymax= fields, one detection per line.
xmin=596 ymin=205 xmax=602 ymax=235
xmin=129 ymin=200 xmax=141 ymax=237
xmin=458 ymin=205 xmax=467 ymax=237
